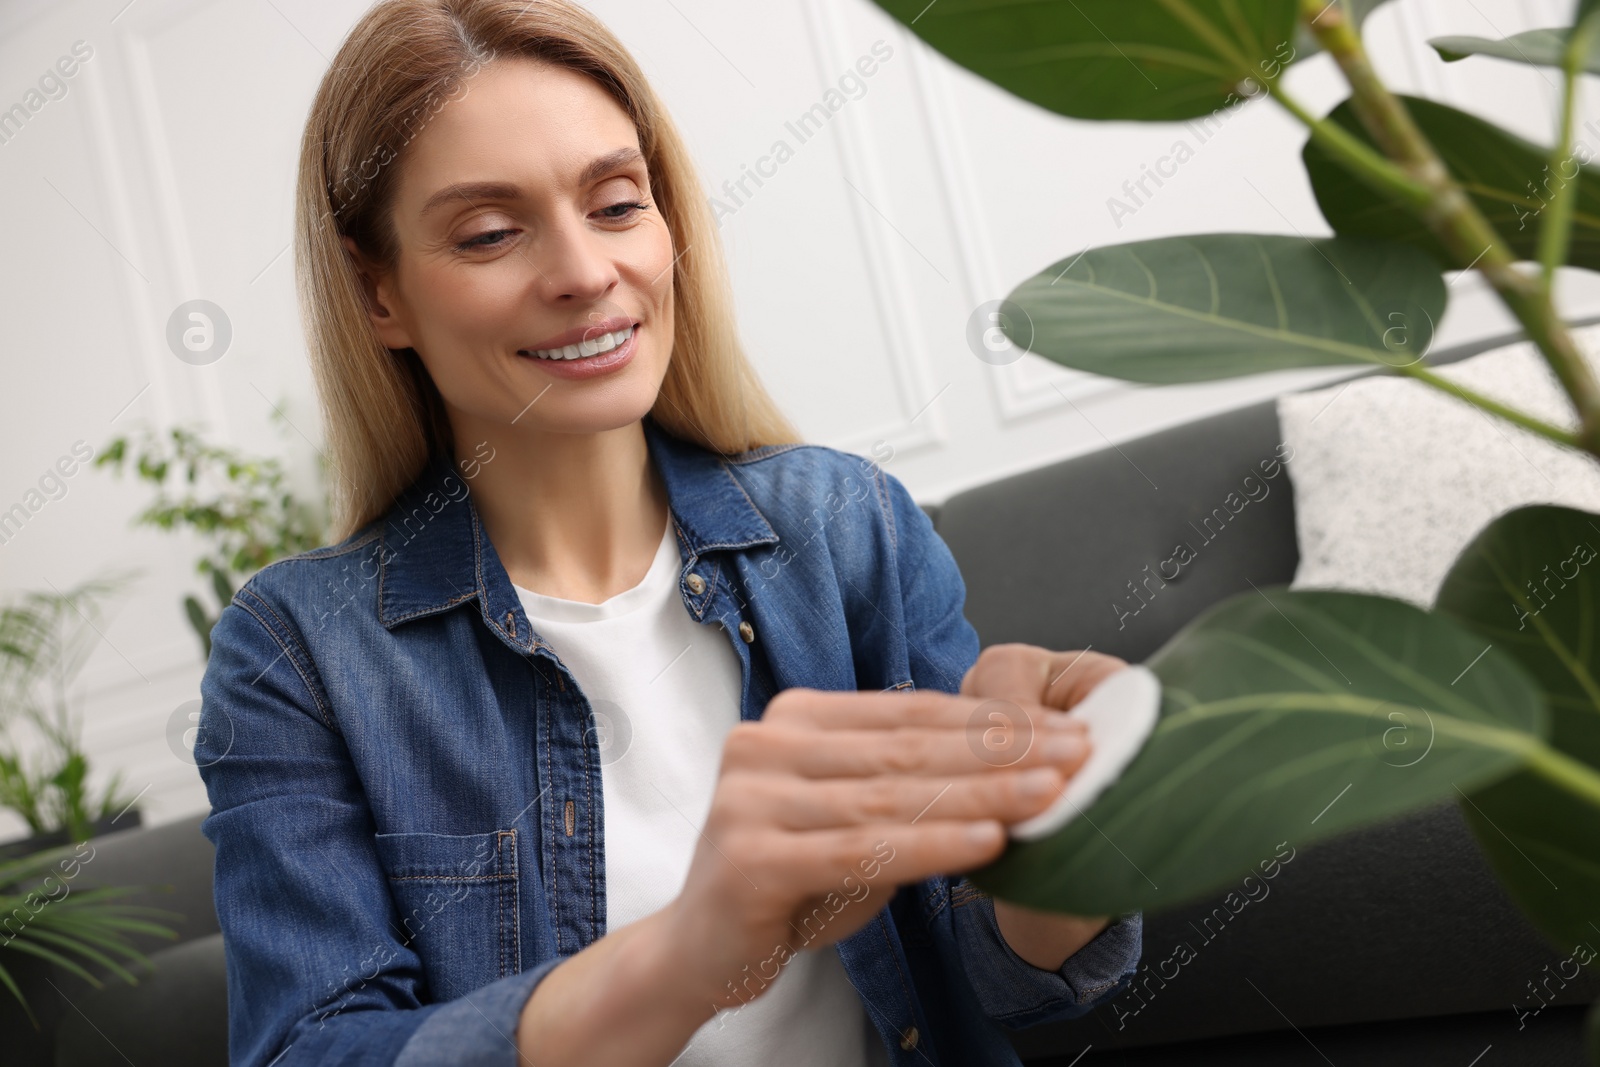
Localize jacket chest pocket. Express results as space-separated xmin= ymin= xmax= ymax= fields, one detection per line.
xmin=373 ymin=829 xmax=521 ymax=1002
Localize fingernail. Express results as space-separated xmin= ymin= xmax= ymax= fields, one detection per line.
xmin=966 ymin=820 xmax=1002 ymax=845
xmin=1018 ymin=767 xmax=1059 ymax=797
xmin=1042 ymin=734 xmax=1088 ymax=762
xmin=1045 ymin=712 xmax=1083 ymax=731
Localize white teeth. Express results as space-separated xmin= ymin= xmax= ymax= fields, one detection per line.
xmin=527 ymin=324 xmax=634 ymax=360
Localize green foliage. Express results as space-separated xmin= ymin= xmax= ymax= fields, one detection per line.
xmin=0 ymin=580 xmax=140 ymax=842
xmin=1304 ymin=95 xmax=1600 ymax=270
xmin=95 ymin=424 xmax=324 ymax=658
xmin=1004 ymin=233 xmax=1445 ymax=383
xmin=970 ymin=588 xmax=1548 ymax=913
xmin=875 ymin=0 xmax=1600 ymax=1050
xmin=1435 ymin=505 xmax=1600 ymax=949
xmin=869 ymin=0 xmax=1300 ymax=122
xmin=1429 ymin=28 xmax=1600 ymax=71
xmin=0 ymin=840 xmax=180 ymax=1028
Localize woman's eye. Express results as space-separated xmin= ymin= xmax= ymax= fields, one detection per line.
xmin=596 ymin=200 xmax=648 ymax=222
xmin=454 ymin=229 xmax=515 ymax=252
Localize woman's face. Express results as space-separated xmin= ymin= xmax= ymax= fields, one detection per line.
xmin=351 ymin=57 xmax=676 ymax=439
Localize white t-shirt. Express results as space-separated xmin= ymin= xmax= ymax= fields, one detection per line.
xmin=514 ymin=514 xmax=890 ymax=1067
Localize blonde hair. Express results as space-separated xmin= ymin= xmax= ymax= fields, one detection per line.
xmin=294 ymin=0 xmax=802 ymax=538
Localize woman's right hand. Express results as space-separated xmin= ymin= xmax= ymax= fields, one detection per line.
xmin=661 ymin=685 xmax=1092 ymax=1013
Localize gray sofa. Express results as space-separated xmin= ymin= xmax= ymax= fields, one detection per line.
xmin=8 ymin=326 xmax=1597 ymax=1065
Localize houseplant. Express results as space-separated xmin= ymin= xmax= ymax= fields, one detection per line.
xmin=0 ymin=580 xmax=180 ymax=1027
xmin=0 ymin=838 xmax=179 ymax=1028
xmin=0 ymin=579 xmax=142 ymax=853
xmin=870 ymin=0 xmax=1600 ymax=1052
xmin=95 ymin=421 xmax=324 ymax=659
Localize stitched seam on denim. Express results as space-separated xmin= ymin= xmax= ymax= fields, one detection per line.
xmin=235 ymin=590 xmax=336 ymax=731
xmin=951 ymin=879 xmax=987 ymax=908
xmin=723 ymin=442 xmax=812 ymax=465
xmin=873 ymin=911 xmax=921 ymax=1038
xmin=976 ymin=897 xmax=1076 ymax=1020
xmin=506 ymin=829 xmax=522 ymax=974
xmin=383 ymin=593 xmax=477 ymax=627
xmin=873 ymin=465 xmax=898 ymax=555
xmin=389 ymin=873 xmax=514 ymax=882
xmin=584 ymin=701 xmax=600 ymax=948
xmin=248 ymin=529 xmax=380 ymax=581
xmin=701 ymin=460 xmax=778 ymax=548
xmin=499 ymin=830 xmax=517 ymax=978
xmin=924 ymin=877 xmax=949 ymax=920
xmin=541 ymin=675 xmax=563 ymax=953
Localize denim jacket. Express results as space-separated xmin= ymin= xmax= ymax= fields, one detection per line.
xmin=196 ymin=413 xmax=1142 ymax=1067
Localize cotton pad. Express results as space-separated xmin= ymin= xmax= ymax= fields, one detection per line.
xmin=1007 ymin=664 xmax=1162 ymax=842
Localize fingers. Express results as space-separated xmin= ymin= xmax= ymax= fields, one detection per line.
xmin=959 ymin=643 xmax=1052 ymax=701
xmin=748 ymin=820 xmax=1013 ymax=899
xmin=722 ymin=719 xmax=1090 ymax=779
xmin=961 ymin=644 xmax=1129 ymax=712
xmin=762 ymin=686 xmax=1084 ymax=734
xmin=725 ymin=760 xmax=1086 ymax=832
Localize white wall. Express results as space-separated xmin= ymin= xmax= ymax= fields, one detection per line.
xmin=0 ymin=0 xmax=1590 ymax=838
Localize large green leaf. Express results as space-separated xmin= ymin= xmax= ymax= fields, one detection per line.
xmin=1001 ymin=233 xmax=1446 ymax=383
xmin=1305 ymin=95 xmax=1600 ymax=270
xmin=969 ymin=588 xmax=1547 ymax=914
xmin=1429 ymin=28 xmax=1600 ymax=72
xmin=1435 ymin=505 xmax=1600 ymax=949
xmin=868 ymin=0 xmax=1299 ymax=121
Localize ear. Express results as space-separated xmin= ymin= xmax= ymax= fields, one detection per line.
xmin=340 ymin=235 xmax=415 ymax=350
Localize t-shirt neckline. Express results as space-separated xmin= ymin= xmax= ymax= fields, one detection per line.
xmin=513 ymin=513 xmax=678 ymax=624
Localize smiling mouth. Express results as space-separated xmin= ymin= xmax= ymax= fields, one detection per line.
xmin=518 ymin=323 xmax=637 ymax=361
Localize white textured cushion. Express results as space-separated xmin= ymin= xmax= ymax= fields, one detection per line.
xmin=1277 ymin=327 xmax=1600 ymax=609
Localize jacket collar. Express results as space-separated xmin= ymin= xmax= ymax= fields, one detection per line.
xmin=374 ymin=414 xmax=779 ymax=630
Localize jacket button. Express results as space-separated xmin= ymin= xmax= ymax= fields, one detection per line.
xmin=738 ymin=621 xmax=755 ymax=643
xmin=898 ymin=1026 xmax=919 ymax=1050
xmin=686 ymin=573 xmax=706 ymax=595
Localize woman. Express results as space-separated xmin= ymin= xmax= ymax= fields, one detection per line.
xmin=195 ymin=1 xmax=1143 ymax=1064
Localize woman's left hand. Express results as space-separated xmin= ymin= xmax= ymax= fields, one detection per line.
xmin=958 ymin=643 xmax=1129 ymax=970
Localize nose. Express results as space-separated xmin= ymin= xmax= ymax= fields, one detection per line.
xmin=532 ymin=213 xmax=619 ymax=305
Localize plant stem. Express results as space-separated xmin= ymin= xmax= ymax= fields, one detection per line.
xmin=1524 ymin=738 xmax=1600 ymax=809
xmin=1297 ymin=0 xmax=1600 ymax=458
xmin=1536 ymin=18 xmax=1599 ymax=286
xmin=1265 ymin=84 xmax=1432 ymax=209
xmin=1397 ymin=363 xmax=1581 ymax=448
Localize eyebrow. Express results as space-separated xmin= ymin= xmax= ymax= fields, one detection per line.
xmin=417 ymin=146 xmax=646 ymax=220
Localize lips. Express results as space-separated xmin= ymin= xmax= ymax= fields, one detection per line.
xmin=518 ymin=315 xmax=639 ymax=357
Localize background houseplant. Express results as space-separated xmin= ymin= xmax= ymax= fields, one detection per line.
xmin=0 ymin=579 xmax=141 ymax=853
xmin=869 ymin=0 xmax=1600 ymax=1054
xmin=0 ymin=581 xmax=181 ymax=1028
xmin=0 ymin=840 xmax=180 ymax=1029
xmin=95 ymin=421 xmax=325 ymax=659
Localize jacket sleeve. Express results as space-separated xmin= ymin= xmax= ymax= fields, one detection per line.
xmin=196 ymin=586 xmax=560 ymax=1067
xmin=875 ymin=466 xmax=1144 ymax=1028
